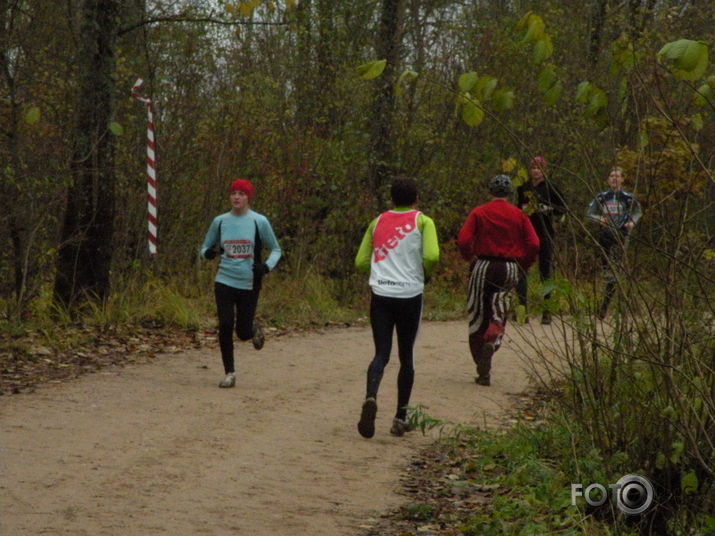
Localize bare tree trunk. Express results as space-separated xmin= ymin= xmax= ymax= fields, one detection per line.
xmin=0 ymin=51 xmax=23 ymax=299
xmin=54 ymin=0 xmax=120 ymax=308
xmin=368 ymin=0 xmax=405 ymax=211
xmin=294 ymin=0 xmax=314 ymax=130
xmin=588 ymin=0 xmax=608 ymax=66
xmin=315 ymin=0 xmax=336 ymax=137
xmin=0 ymin=1 xmax=37 ymax=315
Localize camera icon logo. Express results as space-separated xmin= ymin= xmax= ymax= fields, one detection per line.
xmin=571 ymin=474 xmax=655 ymax=515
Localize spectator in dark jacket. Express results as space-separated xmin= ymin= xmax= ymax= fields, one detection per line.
xmin=515 ymin=155 xmax=567 ymax=325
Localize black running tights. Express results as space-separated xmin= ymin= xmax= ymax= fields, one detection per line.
xmin=366 ymin=292 xmax=423 ymax=420
xmin=215 ymin=282 xmax=259 ymax=374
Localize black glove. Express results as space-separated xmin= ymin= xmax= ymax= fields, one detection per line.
xmin=253 ymin=262 xmax=270 ymax=277
xmin=204 ymin=245 xmax=223 ymax=260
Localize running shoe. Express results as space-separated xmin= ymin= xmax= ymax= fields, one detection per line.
xmin=252 ymin=323 xmax=265 ymax=350
xmin=389 ymin=417 xmax=414 ymax=437
xmin=475 ymin=342 xmax=495 ymax=386
xmin=357 ymin=397 xmax=377 ymax=438
xmin=219 ymin=372 xmax=236 ymax=388
xmin=475 ymin=375 xmax=491 ymax=386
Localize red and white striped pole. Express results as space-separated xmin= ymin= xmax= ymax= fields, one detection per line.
xmin=131 ymin=78 xmax=157 ymax=255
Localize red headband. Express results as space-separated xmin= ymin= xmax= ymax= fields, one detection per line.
xmin=229 ymin=179 xmax=254 ymax=199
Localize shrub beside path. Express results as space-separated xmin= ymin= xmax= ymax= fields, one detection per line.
xmin=0 ymin=319 xmax=552 ymax=536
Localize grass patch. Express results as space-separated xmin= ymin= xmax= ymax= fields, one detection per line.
xmin=423 ymin=280 xmax=467 ymax=321
xmin=257 ymin=268 xmax=364 ymax=328
xmin=385 ymin=398 xmax=715 ymax=536
xmin=375 ymin=403 xmax=654 ymax=536
xmin=453 ymin=421 xmax=594 ymax=536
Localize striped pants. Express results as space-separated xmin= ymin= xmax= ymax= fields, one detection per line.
xmin=467 ymin=258 xmax=519 ymax=364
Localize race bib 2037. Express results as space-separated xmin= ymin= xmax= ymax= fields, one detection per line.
xmin=224 ymin=239 xmax=253 ymax=259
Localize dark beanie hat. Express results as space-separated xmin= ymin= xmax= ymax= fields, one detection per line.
xmin=488 ymin=174 xmax=513 ymax=197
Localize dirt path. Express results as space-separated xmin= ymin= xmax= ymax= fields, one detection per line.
xmin=0 ymin=319 xmax=555 ymax=536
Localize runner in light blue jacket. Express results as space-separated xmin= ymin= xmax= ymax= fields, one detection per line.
xmin=201 ymin=179 xmax=281 ymax=388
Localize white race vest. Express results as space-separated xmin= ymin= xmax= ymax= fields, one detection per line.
xmin=369 ymin=210 xmax=424 ymax=298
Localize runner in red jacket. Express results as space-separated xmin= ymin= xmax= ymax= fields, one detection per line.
xmin=457 ymin=175 xmax=540 ymax=386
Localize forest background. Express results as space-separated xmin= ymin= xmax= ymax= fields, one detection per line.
xmin=1 ymin=0 xmax=714 ymax=534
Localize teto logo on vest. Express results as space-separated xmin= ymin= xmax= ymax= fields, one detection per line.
xmin=373 ymin=216 xmax=416 ymax=263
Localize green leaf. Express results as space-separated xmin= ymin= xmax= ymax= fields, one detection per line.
xmin=655 ymin=452 xmax=666 ymax=470
xmin=522 ymin=14 xmax=545 ymax=44
xmin=537 ymin=65 xmax=557 ymax=93
xmin=659 ymin=39 xmax=707 ymax=71
xmin=474 ymin=75 xmax=498 ymax=100
xmin=575 ymin=81 xmax=592 ymax=104
xmin=708 ymin=75 xmax=715 ymax=88
xmin=618 ymin=78 xmax=629 ymax=102
xmin=541 ymin=281 xmax=555 ymax=297
xmin=693 ymin=396 xmax=703 ymax=411
xmin=238 ymin=0 xmax=261 ymax=17
xmin=356 ymin=59 xmax=387 ymax=80
xmin=661 ymin=405 xmax=676 ymax=418
xmin=638 ymin=130 xmax=649 ymax=149
xmin=694 ymin=83 xmax=711 ymax=106
xmin=458 ymin=71 xmax=479 ymax=92
xmin=502 ymin=157 xmax=517 ymax=173
xmin=544 ymin=80 xmax=563 ymax=105
xmin=515 ymin=304 xmax=527 ymax=324
xmin=517 ymin=11 xmax=534 ymax=30
xmin=517 ymin=166 xmax=528 ymax=183
xmin=691 ymin=113 xmax=704 ymax=131
xmin=462 ymin=98 xmax=484 ymax=127
xmin=396 ymin=70 xmax=418 ymax=96
xmin=586 ymin=89 xmax=607 ymax=116
xmin=533 ymin=35 xmax=553 ymax=64
xmin=238 ymin=1 xmax=254 ymax=17
xmin=658 ymin=39 xmax=709 ymax=80
xmin=578 ymin=84 xmax=606 ymax=117
xmin=108 ymin=121 xmax=124 ymax=135
xmin=610 ymin=37 xmax=641 ymax=74
xmin=24 ymin=106 xmax=41 ymax=125
xmin=492 ymin=89 xmax=515 ymax=111
xmin=670 ymin=440 xmax=684 ymax=464
xmin=681 ymin=471 xmax=698 ymax=495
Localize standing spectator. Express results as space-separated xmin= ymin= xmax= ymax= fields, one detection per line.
xmin=515 ymin=155 xmax=567 ymax=324
xmin=457 ymin=175 xmax=539 ymax=386
xmin=201 ymin=179 xmax=282 ymax=388
xmin=355 ymin=177 xmax=440 ymax=438
xmin=586 ymin=167 xmax=642 ymax=318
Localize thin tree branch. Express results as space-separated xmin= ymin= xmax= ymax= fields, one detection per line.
xmin=118 ymin=15 xmax=288 ymax=36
